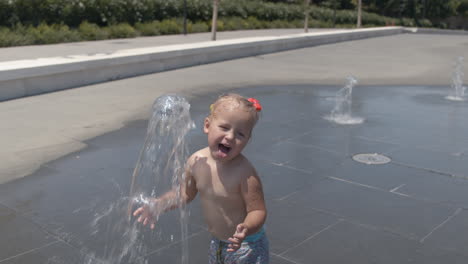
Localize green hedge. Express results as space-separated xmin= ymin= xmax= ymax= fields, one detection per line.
xmin=0 ymin=0 xmax=212 ymax=27
xmin=0 ymin=0 xmax=402 ymax=28
xmin=0 ymin=17 xmax=361 ymax=47
xmin=0 ymin=0 xmax=430 ymax=47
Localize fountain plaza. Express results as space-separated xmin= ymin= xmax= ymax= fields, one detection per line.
xmin=1 ymin=29 xmax=468 ymax=263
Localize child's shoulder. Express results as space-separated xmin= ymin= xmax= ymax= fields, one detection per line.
xmin=187 ymin=147 xmax=210 ymax=166
xmin=189 ymin=147 xmax=210 ymax=158
xmin=234 ymin=154 xmax=258 ymax=176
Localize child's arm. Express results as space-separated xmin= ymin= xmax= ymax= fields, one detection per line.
xmin=227 ymin=169 xmax=267 ymax=251
xmin=133 ymin=158 xmax=198 ymax=229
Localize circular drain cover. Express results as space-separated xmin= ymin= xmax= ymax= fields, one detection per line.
xmin=352 ymin=153 xmax=391 ymax=165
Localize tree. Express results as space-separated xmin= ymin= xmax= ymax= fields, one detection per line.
xmin=304 ymin=0 xmax=311 ymax=32
xmin=357 ymin=0 xmax=362 ymax=27
xmin=458 ymin=0 xmax=468 ymax=17
xmin=315 ymin=0 xmax=354 ymax=7
xmin=183 ymin=0 xmax=187 ymax=35
xmin=425 ymin=0 xmax=460 ymax=20
xmin=211 ymin=0 xmax=219 ymax=41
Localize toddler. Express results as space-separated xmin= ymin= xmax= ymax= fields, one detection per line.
xmin=133 ymin=93 xmax=269 ymax=264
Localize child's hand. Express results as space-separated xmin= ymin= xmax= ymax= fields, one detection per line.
xmin=133 ymin=199 xmax=161 ymax=230
xmin=227 ymin=224 xmax=248 ymax=252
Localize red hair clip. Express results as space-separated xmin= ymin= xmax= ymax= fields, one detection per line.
xmin=248 ymin=98 xmax=262 ymax=112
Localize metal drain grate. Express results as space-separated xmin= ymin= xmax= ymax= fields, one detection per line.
xmin=352 ymin=153 xmax=391 ymax=165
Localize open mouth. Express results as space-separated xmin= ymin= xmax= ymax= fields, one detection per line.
xmin=218 ymin=144 xmax=231 ymax=155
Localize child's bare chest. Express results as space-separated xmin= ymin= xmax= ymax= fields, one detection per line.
xmin=194 ymin=166 xmax=241 ymax=199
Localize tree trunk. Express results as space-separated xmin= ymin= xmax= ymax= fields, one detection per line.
xmin=304 ymin=0 xmax=311 ymax=32
xmin=183 ymin=0 xmax=187 ymax=35
xmin=333 ymin=3 xmax=337 ymax=27
xmin=211 ymin=0 xmax=219 ymax=41
xmin=357 ymin=0 xmax=362 ymax=28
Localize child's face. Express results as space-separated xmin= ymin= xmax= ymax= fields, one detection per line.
xmin=204 ymin=105 xmax=255 ymax=162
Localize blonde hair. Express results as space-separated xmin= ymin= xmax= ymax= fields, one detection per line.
xmin=209 ymin=93 xmax=261 ymax=125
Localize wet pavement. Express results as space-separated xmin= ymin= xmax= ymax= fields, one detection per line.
xmin=2 ymin=83 xmax=468 ymax=263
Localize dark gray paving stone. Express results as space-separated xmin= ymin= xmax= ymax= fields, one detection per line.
xmin=328 ymin=158 xmax=468 ymax=209
xmin=395 ymin=169 xmax=468 ymax=208
xmin=245 ymin=118 xmax=317 ymax=152
xmin=1 ymin=241 xmax=85 ymax=264
xmin=3 ymin=227 xmax=207 ymax=264
xmin=423 ymin=208 xmax=468 ymax=256
xmin=0 ymin=204 xmax=57 ymax=261
xmin=382 ymin=127 xmax=468 ymax=154
xmin=85 ymin=119 xmax=147 ymax=149
xmin=409 ymin=89 xmax=468 ymax=118
xmin=0 ymin=166 xmax=106 ymax=218
xmin=280 ymin=220 xmax=468 ymax=264
xmin=72 ymin=219 xmax=204 ymax=263
xmin=46 ymin=143 xmax=140 ymax=173
xmin=289 ymin=129 xmax=400 ymax=157
xmin=348 ymin=87 xmax=468 ymax=154
xmin=0 ymin=166 xmax=131 ymax=247
xmin=388 ymin=146 xmax=468 ymax=178
xmin=0 ymin=166 xmax=204 ymax=261
xmin=253 ymin=159 xmax=326 ymax=201
xmin=286 ymin=178 xmax=454 ymax=240
xmin=270 ymin=254 xmax=299 ymax=264
xmin=256 ymin=141 xmax=346 ymax=175
xmin=327 ymin=158 xmax=423 ymax=191
xmin=266 ymin=199 xmax=340 ymax=254
xmin=231 ymin=85 xmax=330 ymax=124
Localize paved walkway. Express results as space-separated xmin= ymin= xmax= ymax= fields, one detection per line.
xmin=0 ymin=29 xmax=335 ymax=62
xmin=1 ymin=28 xmax=468 ymax=263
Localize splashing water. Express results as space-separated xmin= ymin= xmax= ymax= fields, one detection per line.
xmin=79 ymin=95 xmax=194 ymax=264
xmin=446 ymin=56 xmax=466 ymax=101
xmin=324 ymin=76 xmax=364 ymax=125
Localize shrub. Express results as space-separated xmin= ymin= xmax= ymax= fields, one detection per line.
xmin=362 ymin=12 xmax=386 ymax=26
xmin=308 ymin=18 xmax=332 ymax=28
xmin=29 ymin=23 xmax=81 ymax=44
xmin=333 ymin=10 xmax=353 ymax=24
xmin=400 ymin=18 xmax=415 ymax=27
xmin=78 ymin=21 xmax=109 ymax=40
xmin=222 ymin=17 xmax=249 ymax=30
xmin=135 ymin=21 xmax=162 ymax=36
xmin=417 ymin=19 xmax=433 ymax=28
xmin=189 ymin=21 xmax=209 ymax=33
xmin=158 ymin=18 xmax=182 ymax=35
xmin=436 ymin=22 xmax=448 ymax=29
xmin=107 ymin=23 xmax=138 ymax=38
xmin=214 ymin=20 xmax=225 ymax=31
xmin=246 ymin=16 xmax=263 ymax=29
xmin=0 ymin=26 xmax=35 ymax=47
xmin=268 ymin=20 xmax=288 ymax=28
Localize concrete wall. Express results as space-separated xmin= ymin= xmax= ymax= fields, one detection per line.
xmin=0 ymin=27 xmax=404 ymax=102
xmin=405 ymin=27 xmax=468 ymax=35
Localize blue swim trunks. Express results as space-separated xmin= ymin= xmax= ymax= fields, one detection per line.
xmin=208 ymin=228 xmax=269 ymax=264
